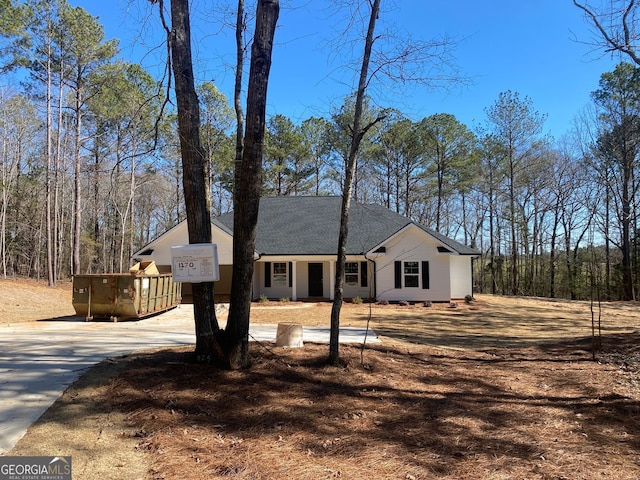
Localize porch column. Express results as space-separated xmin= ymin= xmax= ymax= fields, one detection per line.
xmin=329 ymin=260 xmax=335 ymax=300
xmin=291 ymin=260 xmax=297 ymax=301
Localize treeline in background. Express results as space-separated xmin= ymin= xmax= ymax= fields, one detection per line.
xmin=1 ymin=1 xmax=638 ymax=301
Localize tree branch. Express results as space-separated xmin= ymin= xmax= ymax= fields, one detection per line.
xmin=574 ymin=0 xmax=640 ymax=65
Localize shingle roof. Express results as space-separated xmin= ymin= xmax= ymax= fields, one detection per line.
xmin=215 ymin=196 xmax=478 ymax=256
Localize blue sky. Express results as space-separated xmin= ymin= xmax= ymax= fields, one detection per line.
xmin=70 ymin=0 xmax=621 ymax=139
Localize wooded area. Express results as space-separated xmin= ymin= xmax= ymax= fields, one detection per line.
xmin=1 ymin=0 xmax=640 ymax=301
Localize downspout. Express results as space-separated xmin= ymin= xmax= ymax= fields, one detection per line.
xmin=364 ymin=251 xmax=377 ymax=302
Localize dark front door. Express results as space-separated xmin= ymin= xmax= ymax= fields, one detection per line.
xmin=308 ymin=263 xmax=324 ymax=297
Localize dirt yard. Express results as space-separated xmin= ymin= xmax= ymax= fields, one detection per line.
xmin=4 ymin=277 xmax=640 ymax=479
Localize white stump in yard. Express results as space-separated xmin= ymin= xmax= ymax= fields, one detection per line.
xmin=275 ymin=322 xmax=304 ymax=347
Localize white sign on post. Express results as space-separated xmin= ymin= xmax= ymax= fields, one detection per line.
xmin=171 ymin=243 xmax=220 ymax=283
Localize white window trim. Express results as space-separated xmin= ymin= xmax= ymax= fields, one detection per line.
xmin=404 ymin=261 xmax=419 ymax=288
xmin=273 ymin=262 xmax=287 ymax=287
xmin=345 ymin=262 xmax=359 ymax=285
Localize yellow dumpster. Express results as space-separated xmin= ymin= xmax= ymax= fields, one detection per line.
xmin=72 ymin=262 xmax=181 ymax=322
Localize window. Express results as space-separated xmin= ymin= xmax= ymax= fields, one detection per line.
xmin=395 ymin=260 xmax=428 ymax=289
xmin=404 ymin=261 xmax=419 ymax=287
xmin=345 ymin=262 xmax=359 ymax=285
xmin=273 ymin=262 xmax=287 ymax=286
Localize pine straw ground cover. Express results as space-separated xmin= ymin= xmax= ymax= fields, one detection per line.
xmin=28 ymin=335 xmax=640 ymax=480
xmin=5 ymin=284 xmax=640 ymax=479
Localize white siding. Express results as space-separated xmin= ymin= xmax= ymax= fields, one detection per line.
xmin=253 ymin=259 xmax=372 ymax=300
xmin=136 ymin=220 xmax=475 ymax=304
xmin=450 ymin=255 xmax=473 ymax=299
xmin=256 ymin=260 xmax=330 ymax=300
xmin=343 ymin=258 xmax=373 ymax=300
xmin=256 ymin=261 xmax=293 ymax=300
xmin=297 ymin=262 xmax=311 ymax=298
xmin=134 ymin=223 xmax=234 ymax=267
xmin=375 ymin=226 xmax=452 ymax=302
xmin=211 ymin=228 xmax=234 ymax=265
xmin=135 ymin=223 xmax=189 ymax=267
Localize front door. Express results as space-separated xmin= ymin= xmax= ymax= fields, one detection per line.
xmin=308 ymin=263 xmax=324 ymax=297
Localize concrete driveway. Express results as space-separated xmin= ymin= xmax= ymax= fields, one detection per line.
xmin=0 ymin=305 xmax=379 ymax=454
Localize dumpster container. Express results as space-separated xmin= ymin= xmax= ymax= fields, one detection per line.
xmin=72 ymin=263 xmax=181 ymax=322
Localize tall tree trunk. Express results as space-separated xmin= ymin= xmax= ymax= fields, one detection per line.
xmin=169 ymin=0 xmax=223 ymax=362
xmin=549 ymin=206 xmax=559 ymax=298
xmin=72 ymin=73 xmax=82 ymax=275
xmin=329 ymin=0 xmax=381 ymax=364
xmin=621 ymin=154 xmax=635 ymax=300
xmin=54 ymin=58 xmax=65 ymax=281
xmin=233 ymin=0 xmax=245 ymax=203
xmin=605 ymin=186 xmax=611 ymax=300
xmin=488 ymin=178 xmax=497 ymax=295
xmin=226 ymin=0 xmax=279 ymax=370
xmin=509 ymin=153 xmax=518 ymax=296
xmin=128 ymin=153 xmax=136 ymax=270
xmin=45 ymin=32 xmax=55 ymax=286
xmin=0 ymin=128 xmax=7 ymax=278
xmin=436 ymin=147 xmax=444 ymax=232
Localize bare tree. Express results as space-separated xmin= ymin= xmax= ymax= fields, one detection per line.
xmin=233 ymin=0 xmax=245 ymax=200
xmin=574 ymin=0 xmax=640 ymax=64
xmin=329 ymin=0 xmax=384 ymax=364
xmin=328 ymin=0 xmax=466 ymax=363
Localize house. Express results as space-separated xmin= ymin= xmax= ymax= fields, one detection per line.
xmin=132 ymin=196 xmax=479 ymax=303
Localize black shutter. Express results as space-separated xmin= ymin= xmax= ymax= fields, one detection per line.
xmin=422 ymin=261 xmax=430 ymax=289
xmin=394 ymin=261 xmax=402 ymax=288
xmin=265 ymin=262 xmax=271 ymax=287
xmin=289 ymin=262 xmax=293 ymax=288
xmin=360 ymin=261 xmax=368 ymax=287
